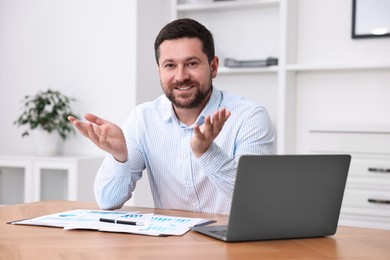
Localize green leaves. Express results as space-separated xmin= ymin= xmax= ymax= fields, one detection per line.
xmin=14 ymin=89 xmax=78 ymax=140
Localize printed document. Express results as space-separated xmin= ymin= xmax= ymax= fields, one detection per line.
xmin=9 ymin=209 xmax=215 ymax=236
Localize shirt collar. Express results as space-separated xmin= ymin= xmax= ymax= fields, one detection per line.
xmin=200 ymin=86 xmax=222 ymax=119
xmin=162 ymin=86 xmax=222 ymax=127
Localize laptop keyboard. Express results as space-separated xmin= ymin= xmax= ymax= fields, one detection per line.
xmin=210 ymin=229 xmax=227 ymax=237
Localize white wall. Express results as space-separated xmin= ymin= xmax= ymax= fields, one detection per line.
xmin=0 ymin=0 xmax=138 ymax=156
xmin=135 ymin=1 xmax=168 ymax=104
xmin=294 ymin=0 xmax=390 ymax=152
xmin=0 ymin=0 xmax=169 ymax=207
xmin=296 ymin=0 xmax=390 ymax=64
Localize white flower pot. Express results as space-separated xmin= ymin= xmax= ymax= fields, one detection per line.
xmin=32 ymin=128 xmax=63 ymax=156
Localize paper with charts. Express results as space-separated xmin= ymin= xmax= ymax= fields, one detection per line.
xmin=9 ymin=209 xmax=215 ymax=236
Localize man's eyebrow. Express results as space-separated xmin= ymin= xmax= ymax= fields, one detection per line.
xmin=161 ymin=58 xmax=174 ymax=64
xmin=162 ymin=56 xmax=201 ymax=63
xmin=186 ymin=56 xmax=201 ymax=61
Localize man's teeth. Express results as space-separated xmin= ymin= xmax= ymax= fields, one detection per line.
xmin=178 ymin=86 xmax=191 ymax=90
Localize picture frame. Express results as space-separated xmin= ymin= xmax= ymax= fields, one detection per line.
xmin=352 ymin=0 xmax=390 ymax=39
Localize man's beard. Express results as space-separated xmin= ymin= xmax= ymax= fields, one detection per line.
xmin=163 ymin=79 xmax=212 ymax=109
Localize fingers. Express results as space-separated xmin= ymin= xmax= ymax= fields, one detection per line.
xmin=67 ymin=115 xmax=77 ymax=123
xmin=193 ymin=125 xmax=203 ymax=140
xmin=84 ymin=113 xmax=107 ymax=126
xmin=190 ymin=108 xmax=230 ymax=158
xmin=86 ymin=122 xmax=101 ymax=145
xmin=68 ymin=114 xmax=97 ymax=125
xmin=99 ymin=125 xmax=109 ymax=146
xmin=211 ymin=108 xmax=230 ymax=133
xmin=67 ymin=116 xmax=87 ymax=135
xmin=74 ymin=122 xmax=92 ymax=139
xmin=202 ymin=115 xmax=213 ymax=138
xmin=68 ymin=113 xmax=102 ymax=141
xmin=197 ymin=108 xmax=230 ymax=139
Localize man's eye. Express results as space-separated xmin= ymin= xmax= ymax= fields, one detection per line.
xmin=187 ymin=62 xmax=198 ymax=67
xmin=164 ymin=63 xmax=175 ymax=69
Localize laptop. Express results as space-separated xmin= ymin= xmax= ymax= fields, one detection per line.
xmin=191 ymin=154 xmax=351 ymax=242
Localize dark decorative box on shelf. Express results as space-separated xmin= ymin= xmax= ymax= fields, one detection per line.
xmin=224 ymin=57 xmax=278 ymax=68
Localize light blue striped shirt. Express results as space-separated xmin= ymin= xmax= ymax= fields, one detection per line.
xmin=94 ymin=87 xmax=275 ymax=214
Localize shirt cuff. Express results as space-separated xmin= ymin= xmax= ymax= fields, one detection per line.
xmin=106 ymin=154 xmax=133 ymax=177
xmin=195 ymin=142 xmax=228 ymax=176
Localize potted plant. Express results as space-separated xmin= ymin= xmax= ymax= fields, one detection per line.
xmin=14 ymin=89 xmax=78 ymax=155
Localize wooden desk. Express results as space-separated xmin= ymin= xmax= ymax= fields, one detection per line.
xmin=1 ymin=201 xmax=389 ymax=260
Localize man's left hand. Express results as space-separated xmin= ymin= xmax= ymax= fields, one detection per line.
xmin=190 ymin=108 xmax=231 ymax=158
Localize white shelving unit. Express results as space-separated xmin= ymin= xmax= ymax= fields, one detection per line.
xmin=286 ymin=62 xmax=390 ymax=71
xmin=290 ymin=0 xmax=390 ymax=230
xmin=0 ymin=159 xmax=33 ymax=205
xmin=171 ymin=0 xmax=390 ymax=229
xmin=0 ymin=155 xmax=103 ymax=205
xmin=308 ymin=128 xmax=390 ymax=230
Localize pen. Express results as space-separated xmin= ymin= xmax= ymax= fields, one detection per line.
xmin=99 ymin=218 xmax=144 ymax=226
xmin=368 ymin=199 xmax=390 ymax=204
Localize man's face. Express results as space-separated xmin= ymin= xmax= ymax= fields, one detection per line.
xmin=157 ymin=38 xmax=218 ymax=109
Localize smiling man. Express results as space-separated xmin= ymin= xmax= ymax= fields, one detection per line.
xmin=68 ymin=18 xmax=275 ymax=214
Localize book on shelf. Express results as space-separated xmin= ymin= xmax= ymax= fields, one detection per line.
xmin=224 ymin=57 xmax=278 ymax=68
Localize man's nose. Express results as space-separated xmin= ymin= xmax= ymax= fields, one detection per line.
xmin=175 ymin=66 xmax=190 ymax=82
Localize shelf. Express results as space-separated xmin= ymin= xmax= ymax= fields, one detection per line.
xmin=177 ymin=0 xmax=280 ymax=12
xmin=309 ymin=126 xmax=390 ymax=135
xmin=0 ymin=166 xmax=26 ymax=205
xmin=286 ymin=62 xmax=390 ymax=71
xmin=0 ymin=155 xmax=103 ymax=205
xmin=218 ymin=66 xmax=278 ymax=74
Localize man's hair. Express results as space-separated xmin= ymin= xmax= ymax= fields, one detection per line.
xmin=154 ymin=18 xmax=215 ymax=64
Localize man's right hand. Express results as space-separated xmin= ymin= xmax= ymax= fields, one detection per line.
xmin=68 ymin=113 xmax=128 ymax=162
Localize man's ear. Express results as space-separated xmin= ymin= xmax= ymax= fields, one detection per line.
xmin=211 ymin=56 xmax=219 ymax=79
